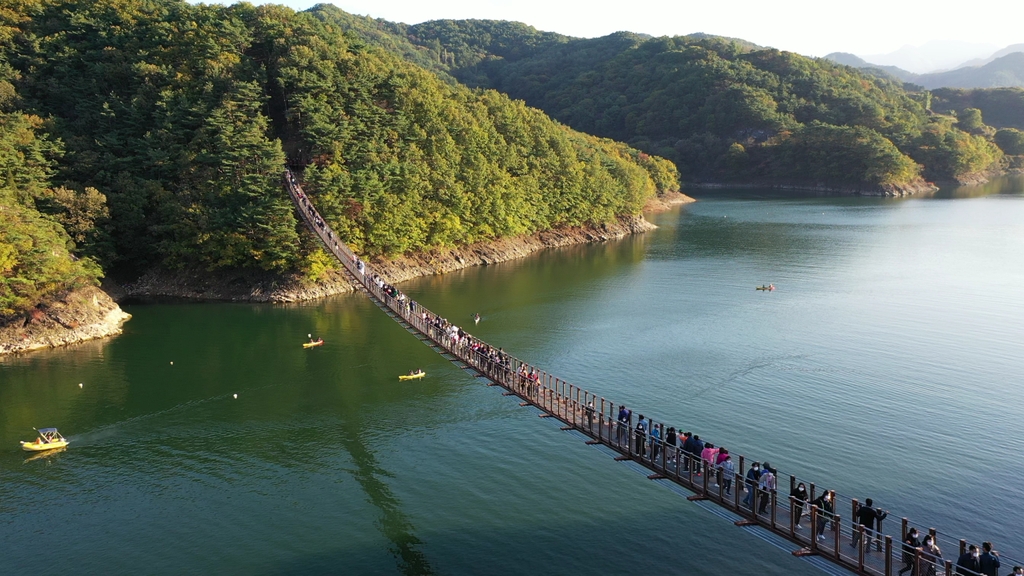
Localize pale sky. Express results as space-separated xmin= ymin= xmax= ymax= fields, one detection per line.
xmin=193 ymin=0 xmax=1023 ymax=60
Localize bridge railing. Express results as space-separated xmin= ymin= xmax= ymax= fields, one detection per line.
xmin=283 ymin=169 xmax=1018 ymax=576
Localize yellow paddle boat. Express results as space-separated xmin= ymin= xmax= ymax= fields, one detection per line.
xmin=303 ymin=338 xmax=324 ymax=348
xmin=21 ymin=428 xmax=69 ymax=452
xmin=399 ymin=370 xmax=426 ymax=381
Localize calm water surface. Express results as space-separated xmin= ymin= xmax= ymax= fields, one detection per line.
xmin=3 ymin=177 xmax=1024 ymax=575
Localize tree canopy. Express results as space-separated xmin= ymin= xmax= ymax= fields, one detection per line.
xmin=347 ymin=18 xmax=1007 ymax=189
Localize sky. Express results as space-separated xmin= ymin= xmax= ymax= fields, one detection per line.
xmin=199 ymin=0 xmax=1024 ymax=59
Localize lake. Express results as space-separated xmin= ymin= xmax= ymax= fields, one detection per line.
xmin=3 ymin=177 xmax=1023 ymax=575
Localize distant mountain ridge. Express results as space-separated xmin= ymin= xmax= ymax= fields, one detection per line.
xmin=826 ymin=46 xmax=1024 ymax=89
xmin=316 ymin=10 xmax=1012 ymax=192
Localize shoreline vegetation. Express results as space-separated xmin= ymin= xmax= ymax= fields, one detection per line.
xmin=1 ymin=195 xmax=691 ymax=355
xmin=3 ymin=0 xmax=1022 ymax=355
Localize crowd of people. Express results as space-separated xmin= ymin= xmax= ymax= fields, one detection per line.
xmin=284 ymin=169 xmax=1019 ymax=576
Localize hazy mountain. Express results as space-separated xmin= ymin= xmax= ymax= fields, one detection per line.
xmin=827 ymin=51 xmax=1024 ymax=90
xmin=862 ymin=40 xmax=999 ymax=74
xmin=824 ymin=52 xmax=917 ymax=83
xmin=955 ymin=43 xmax=1024 ymax=69
xmin=914 ymin=52 xmax=1024 ymax=89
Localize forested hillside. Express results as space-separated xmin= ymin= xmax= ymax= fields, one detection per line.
xmin=341 ymin=17 xmax=1010 ymax=190
xmin=0 ymin=0 xmax=676 ymax=318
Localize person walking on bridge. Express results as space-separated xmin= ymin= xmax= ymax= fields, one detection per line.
xmin=616 ymin=406 xmax=631 ymax=447
xmin=921 ymin=535 xmax=942 ymax=576
xmin=791 ymin=482 xmax=809 ymax=529
xmin=852 ymin=498 xmax=888 ymax=551
xmin=742 ymin=461 xmax=761 ymax=508
xmin=650 ymin=423 xmax=662 ymax=462
xmin=812 ymin=490 xmax=835 ymax=540
xmin=757 ymin=464 xmax=776 ymax=515
xmin=717 ymin=454 xmax=735 ymax=496
xmin=979 ymin=542 xmax=1001 ymax=576
xmin=956 ymin=545 xmax=981 ymax=575
xmin=634 ymin=415 xmax=648 ymax=458
xmin=899 ymin=527 xmax=921 ymax=575
xmin=665 ymin=427 xmax=678 ymax=465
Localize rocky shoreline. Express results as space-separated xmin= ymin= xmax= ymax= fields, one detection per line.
xmin=0 ymin=286 xmax=131 ymax=356
xmin=688 ymin=179 xmax=939 ymax=196
xmin=113 ymin=214 xmax=664 ymax=303
xmin=3 ymin=194 xmax=695 ymax=356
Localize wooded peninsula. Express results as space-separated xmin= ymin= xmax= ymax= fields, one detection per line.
xmin=2 ymin=0 xmax=1023 ymax=333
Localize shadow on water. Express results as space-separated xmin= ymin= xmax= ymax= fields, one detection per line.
xmin=333 ymin=425 xmax=433 ymax=576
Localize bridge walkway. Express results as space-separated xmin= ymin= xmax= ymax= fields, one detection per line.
xmin=283 ymin=169 xmax=1008 ymax=576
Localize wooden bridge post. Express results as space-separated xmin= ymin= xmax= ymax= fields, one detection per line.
xmin=660 ymin=431 xmax=668 ymax=473
xmin=833 ymin=514 xmax=841 ymax=561
xmin=857 ymin=525 xmax=865 ymax=571
xmin=885 ymin=535 xmax=893 ymax=576
xmin=851 ymin=498 xmax=859 ymax=553
xmin=738 ymin=455 xmax=745 ymax=492
xmin=901 ymin=517 xmax=908 ymax=541
xmin=576 ymin=387 xmax=581 ymax=425
xmin=750 ymin=482 xmax=758 ymax=518
xmin=959 ymin=539 xmax=966 ymax=558
xmin=809 ymin=482 xmax=816 ymax=506
xmin=944 ymin=559 xmax=953 ymax=576
xmin=790 ymin=474 xmax=796 ymax=495
xmin=810 ymin=506 xmax=819 ymax=552
xmin=702 ymin=462 xmax=710 ymax=495
xmin=877 ymin=516 xmax=884 ymax=552
xmin=789 ymin=496 xmax=796 ymax=537
xmin=770 ymin=490 xmax=777 ymax=530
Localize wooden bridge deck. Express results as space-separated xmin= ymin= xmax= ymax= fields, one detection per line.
xmin=283 ymin=170 xmax=1011 ymax=576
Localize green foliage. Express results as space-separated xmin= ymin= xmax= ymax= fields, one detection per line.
xmin=382 ymin=22 xmax=1010 ymax=187
xmin=748 ymin=123 xmax=920 ymax=187
xmin=908 ymin=119 xmax=1003 ymax=180
xmin=0 ymin=109 xmax=101 ymax=318
xmin=930 ymin=88 xmax=1024 ymax=130
xmin=1 ymin=0 xmax=675 ymax=269
xmin=0 ymin=199 xmax=102 ymax=318
xmin=301 ymin=247 xmax=336 ymax=283
xmin=957 ymin=108 xmax=985 ymax=133
xmin=994 ymin=128 xmax=1024 ymax=155
xmin=266 ymin=10 xmax=674 ymax=256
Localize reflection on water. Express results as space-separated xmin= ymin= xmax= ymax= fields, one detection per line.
xmin=933 ymin=174 xmax=1024 ymax=198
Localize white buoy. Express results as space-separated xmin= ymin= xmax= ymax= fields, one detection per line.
xmin=170 ymin=361 xmax=174 ymax=365
xmin=233 ymin=394 xmax=238 ymax=399
xmin=79 ymin=383 xmax=83 ymax=388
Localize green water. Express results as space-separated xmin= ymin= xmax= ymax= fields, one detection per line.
xmin=3 ymin=177 xmax=1024 ymax=574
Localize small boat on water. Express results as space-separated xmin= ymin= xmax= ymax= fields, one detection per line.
xmin=399 ymin=370 xmax=426 ymax=381
xmin=303 ymin=338 xmax=324 ymax=348
xmin=21 ymin=428 xmax=69 ymax=452
xmin=756 ymin=284 xmax=775 ymax=291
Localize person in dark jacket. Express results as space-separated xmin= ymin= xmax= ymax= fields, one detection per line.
xmin=634 ymin=415 xmax=648 ymax=457
xmin=851 ymin=498 xmax=888 ymax=551
xmin=957 ymin=545 xmax=981 ymax=575
xmin=899 ymin=527 xmax=921 ymax=575
xmin=616 ymin=406 xmax=631 ymax=445
xmin=811 ymin=490 xmax=835 ymax=540
xmin=790 ymin=483 xmax=809 ymax=529
xmin=742 ymin=462 xmax=761 ymax=507
xmin=979 ymin=542 xmax=1000 ymax=576
xmin=689 ymin=435 xmax=704 ymax=474
xmin=664 ymin=427 xmax=678 ymax=465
